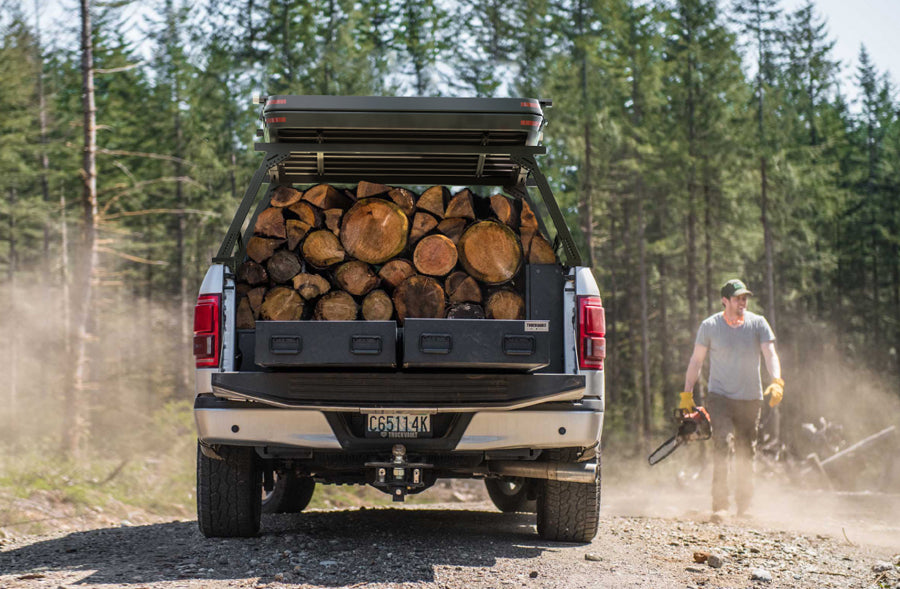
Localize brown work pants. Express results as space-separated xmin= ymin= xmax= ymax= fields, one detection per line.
xmin=706 ymin=392 xmax=762 ymax=513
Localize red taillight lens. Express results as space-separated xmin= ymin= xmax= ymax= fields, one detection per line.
xmin=578 ymin=296 xmax=606 ymax=370
xmin=193 ymin=294 xmax=221 ymax=368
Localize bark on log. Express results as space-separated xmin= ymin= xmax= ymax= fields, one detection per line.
xmin=302 ymin=229 xmax=346 ymax=268
xmin=519 ymin=199 xmax=539 ymax=232
xmin=314 ymin=290 xmax=358 ymax=320
xmin=457 ymin=221 xmax=523 ymax=285
xmin=446 ymin=302 xmax=485 ymax=319
xmin=237 ymin=260 xmax=268 ymax=285
xmin=526 ymin=233 xmax=556 ymax=264
xmin=388 ymin=187 xmax=416 ymax=216
xmin=303 ymin=183 xmax=352 ymax=210
xmin=410 ymin=212 xmax=438 ymax=244
xmin=485 ymin=289 xmax=525 ymax=320
xmin=413 ymin=234 xmax=458 ymax=277
xmin=293 ymin=272 xmax=331 ymax=300
xmin=445 ymin=188 xmax=476 ymax=220
xmin=445 ymin=271 xmax=482 ymax=303
xmin=247 ymin=286 xmax=266 ymax=314
xmin=340 ymin=199 xmax=409 ymax=264
xmin=254 ymin=206 xmax=286 ymax=238
xmin=357 ymin=181 xmax=391 ymax=199
xmin=247 ymin=236 xmax=285 ymax=263
xmin=490 ymin=194 xmax=519 ymax=229
xmin=270 ymin=185 xmax=303 ymax=208
xmin=260 ymin=286 xmax=304 ymax=320
xmin=236 ymin=297 xmax=255 ymax=329
xmin=378 ymin=258 xmax=416 ymax=291
xmin=267 ymin=249 xmax=302 ymax=283
xmin=393 ymin=275 xmax=445 ymax=322
xmin=324 ymin=208 xmax=342 ymax=236
xmin=362 ymin=289 xmax=394 ymax=321
xmin=286 ymin=219 xmax=312 ymax=251
xmin=417 ymin=185 xmax=448 ymax=218
xmin=287 ymin=201 xmax=321 ymax=227
xmin=334 ymin=260 xmax=378 ymax=296
xmin=436 ymin=217 xmax=467 ymax=244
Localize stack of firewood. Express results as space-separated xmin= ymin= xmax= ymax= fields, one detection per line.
xmin=235 ymin=181 xmax=557 ymax=328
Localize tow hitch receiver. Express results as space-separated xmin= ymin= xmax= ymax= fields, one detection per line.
xmin=366 ymin=444 xmax=432 ymax=502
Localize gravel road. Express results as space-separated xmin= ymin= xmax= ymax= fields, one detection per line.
xmin=2 ymin=486 xmax=898 ymax=589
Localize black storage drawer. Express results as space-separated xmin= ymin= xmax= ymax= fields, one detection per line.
xmin=402 ymin=319 xmax=550 ymax=371
xmin=254 ymin=321 xmax=397 ymax=368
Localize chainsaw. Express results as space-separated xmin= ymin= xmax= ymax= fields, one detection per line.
xmin=647 ymin=407 xmax=712 ymax=466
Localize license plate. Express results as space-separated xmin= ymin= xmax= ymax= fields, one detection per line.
xmin=365 ymin=413 xmax=432 ymax=438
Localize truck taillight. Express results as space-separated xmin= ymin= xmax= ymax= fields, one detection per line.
xmin=578 ymin=296 xmax=606 ymax=370
xmin=193 ymin=294 xmax=221 ymax=368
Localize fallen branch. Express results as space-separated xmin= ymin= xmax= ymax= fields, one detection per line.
xmin=841 ymin=527 xmax=855 ymax=546
xmin=91 ymin=459 xmax=129 ymax=487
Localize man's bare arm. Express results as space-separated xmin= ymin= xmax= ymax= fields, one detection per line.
xmin=684 ymin=344 xmax=708 ymax=392
xmin=761 ymin=341 xmax=781 ymax=380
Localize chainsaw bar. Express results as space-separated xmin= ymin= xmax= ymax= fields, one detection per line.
xmin=647 ymin=434 xmax=681 ymax=466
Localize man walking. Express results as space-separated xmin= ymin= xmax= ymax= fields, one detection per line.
xmin=680 ymin=278 xmax=783 ymax=522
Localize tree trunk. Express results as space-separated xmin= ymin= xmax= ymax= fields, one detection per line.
xmin=457 ymin=221 xmax=523 ymax=285
xmin=340 ymin=199 xmax=409 ymax=264
xmin=761 ymin=156 xmax=776 ymax=329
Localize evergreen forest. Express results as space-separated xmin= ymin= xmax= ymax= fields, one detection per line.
xmin=2 ymin=0 xmax=899 ymax=473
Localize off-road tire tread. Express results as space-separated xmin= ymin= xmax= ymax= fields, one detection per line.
xmin=536 ymin=448 xmax=601 ymax=543
xmin=197 ymin=443 xmax=261 ymax=537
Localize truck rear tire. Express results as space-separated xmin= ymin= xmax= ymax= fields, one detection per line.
xmin=197 ymin=442 xmax=262 ymax=538
xmin=485 ymin=477 xmax=537 ymax=513
xmin=536 ymin=449 xmax=600 ymax=543
xmin=262 ymin=471 xmax=316 ymax=514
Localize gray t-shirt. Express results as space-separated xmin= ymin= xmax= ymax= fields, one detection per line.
xmin=695 ymin=310 xmax=776 ymax=401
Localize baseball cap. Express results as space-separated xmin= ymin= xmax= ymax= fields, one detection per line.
xmin=721 ymin=278 xmax=753 ymax=298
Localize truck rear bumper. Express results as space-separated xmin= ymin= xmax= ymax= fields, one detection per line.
xmin=194 ymin=404 xmax=603 ymax=452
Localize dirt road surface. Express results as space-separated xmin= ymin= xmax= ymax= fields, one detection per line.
xmin=2 ymin=476 xmax=898 ymax=589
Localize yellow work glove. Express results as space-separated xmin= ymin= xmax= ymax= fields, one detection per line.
xmin=679 ymin=392 xmax=695 ymax=411
xmin=764 ymin=377 xmax=784 ymax=407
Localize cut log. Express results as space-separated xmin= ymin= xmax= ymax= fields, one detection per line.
xmin=236 ymin=283 xmax=253 ymax=297
xmin=314 ymin=290 xmax=358 ymax=321
xmin=292 ymin=272 xmax=331 ymax=300
xmin=519 ymin=198 xmax=539 ymax=232
xmin=270 ymin=185 xmax=303 ymax=208
xmin=446 ymin=302 xmax=485 ymax=319
xmin=362 ymin=289 xmax=394 ymax=321
xmin=378 ymin=259 xmax=416 ymax=291
xmin=303 ymin=183 xmax=352 ymax=210
xmin=520 ymin=228 xmax=535 ymax=259
xmin=485 ymin=289 xmax=525 ymax=320
xmin=247 ymin=286 xmax=266 ymax=314
xmin=417 ymin=185 xmax=448 ymax=218
xmin=393 ymin=275 xmax=445 ymax=322
xmin=246 ymin=236 xmax=285 ymax=263
xmin=445 ymin=271 xmax=482 ymax=304
xmin=286 ymin=219 xmax=312 ymax=251
xmin=445 ymin=188 xmax=476 ymax=220
xmin=413 ymin=234 xmax=458 ymax=277
xmin=260 ymin=286 xmax=304 ymax=321
xmin=324 ymin=208 xmax=342 ymax=236
xmin=527 ymin=233 xmax=557 ymax=264
xmin=340 ymin=199 xmax=409 ymax=264
xmin=236 ymin=297 xmax=256 ymax=329
xmin=254 ymin=206 xmax=286 ymax=238
xmin=436 ymin=217 xmax=467 ymax=244
xmin=302 ymin=229 xmax=346 ymax=268
xmin=490 ymin=193 xmax=519 ymax=229
xmin=410 ymin=212 xmax=438 ymax=244
xmin=287 ymin=201 xmax=320 ymax=227
xmin=334 ymin=261 xmax=378 ymax=296
xmin=457 ymin=221 xmax=523 ymax=285
xmin=388 ymin=187 xmax=416 ymax=217
xmin=357 ymin=180 xmax=391 ymax=198
xmin=237 ymin=260 xmax=268 ymax=285
xmin=267 ymin=249 xmax=302 ymax=283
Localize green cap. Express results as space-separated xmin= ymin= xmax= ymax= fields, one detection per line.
xmin=721 ymin=278 xmax=753 ymax=298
